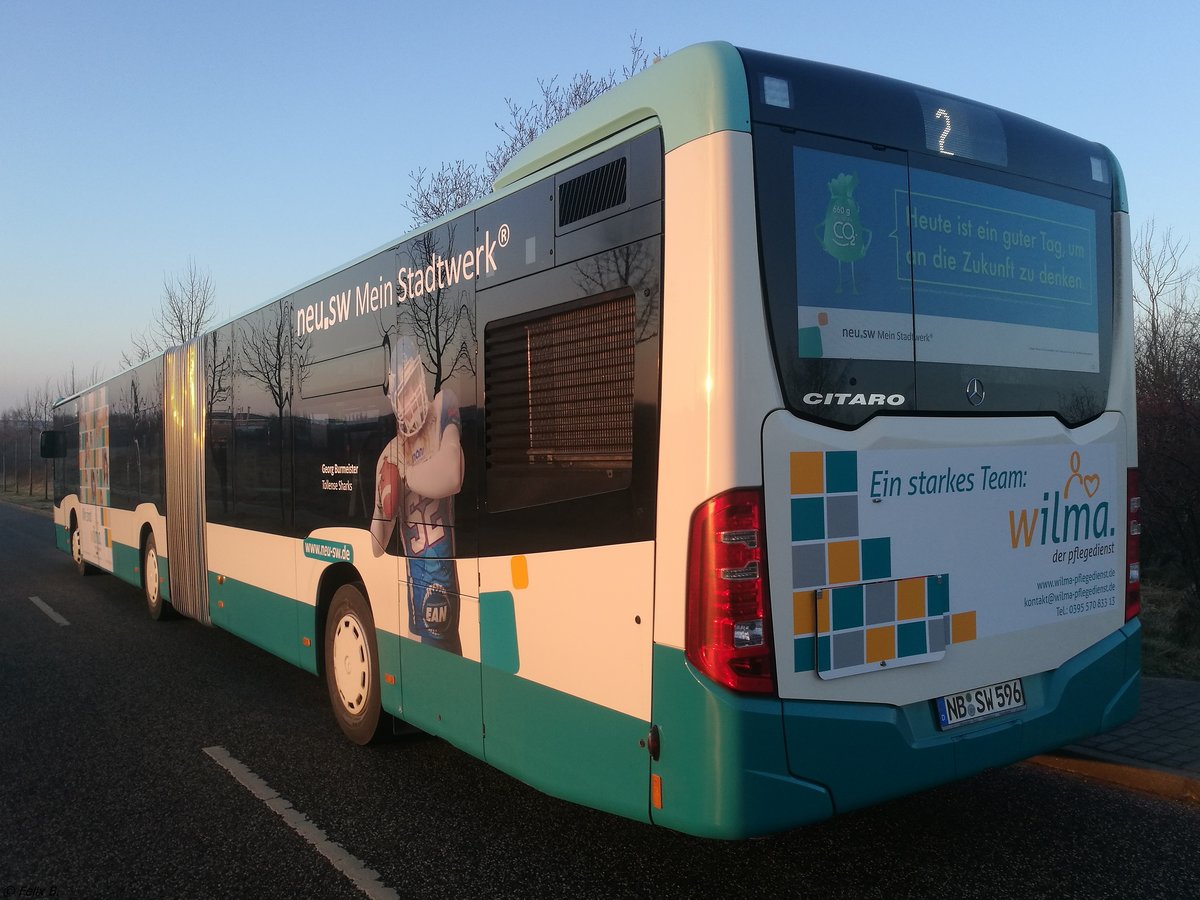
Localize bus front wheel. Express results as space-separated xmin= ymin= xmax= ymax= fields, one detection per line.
xmin=324 ymin=583 xmax=383 ymax=745
xmin=70 ymin=522 xmax=96 ymax=576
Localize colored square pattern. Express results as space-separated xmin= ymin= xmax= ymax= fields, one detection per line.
xmin=788 ymin=450 xmax=975 ymax=680
xmin=791 ymin=497 xmax=826 ymax=542
xmin=827 ymin=541 xmax=860 ymax=585
xmin=790 ymin=451 xmax=824 ymax=495
xmin=792 ymin=591 xmax=817 ymax=635
xmin=865 ymin=625 xmax=895 ymax=664
xmin=793 ymin=576 xmax=955 ymax=678
xmin=860 ymin=538 xmax=891 ymax=581
xmin=824 ymin=451 xmax=857 ymax=494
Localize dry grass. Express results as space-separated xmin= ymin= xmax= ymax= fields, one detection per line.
xmin=1140 ymin=581 xmax=1200 ymax=681
xmin=0 ymin=488 xmax=54 ymax=514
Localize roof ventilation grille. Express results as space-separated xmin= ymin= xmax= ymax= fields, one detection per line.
xmin=558 ymin=157 xmax=628 ymax=228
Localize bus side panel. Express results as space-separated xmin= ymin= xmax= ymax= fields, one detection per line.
xmin=475 ymin=544 xmax=655 ymax=825
xmin=395 ymin=556 xmax=482 ymax=759
xmin=106 ymin=505 xmax=164 ymax=590
xmin=206 ymin=523 xmax=300 ymax=666
xmin=54 ymin=516 xmax=70 ymax=554
xmin=652 ymin=129 xmax=781 ymax=652
xmin=481 ymin=663 xmax=651 ymax=825
xmin=398 ymin=638 xmax=484 ymax=758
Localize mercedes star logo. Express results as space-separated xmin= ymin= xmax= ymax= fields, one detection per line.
xmin=965 ymin=377 xmax=986 ymax=407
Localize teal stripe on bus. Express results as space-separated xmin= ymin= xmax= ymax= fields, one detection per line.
xmin=112 ymin=542 xmax=141 ymax=589
xmin=479 ymin=664 xmax=652 ymax=827
xmin=377 ymin=632 xmax=402 ymax=716
xmin=479 ymin=590 xmax=520 ymax=674
xmin=397 ymin=634 xmax=652 ymax=825
xmin=206 ymin=572 xmax=302 ymax=668
xmin=398 ymin=638 xmax=484 ymax=758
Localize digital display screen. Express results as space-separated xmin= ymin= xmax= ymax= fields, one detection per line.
xmin=794 ymin=145 xmax=1100 ymax=372
xmin=915 ymin=91 xmax=1008 ymax=166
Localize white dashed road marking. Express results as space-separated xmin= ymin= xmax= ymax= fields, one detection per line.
xmin=29 ymin=596 xmax=69 ymax=626
xmin=203 ymin=745 xmax=397 ymax=900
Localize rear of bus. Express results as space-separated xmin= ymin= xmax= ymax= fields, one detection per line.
xmin=650 ymin=48 xmax=1139 ymax=838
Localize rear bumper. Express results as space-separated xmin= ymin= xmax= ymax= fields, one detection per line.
xmin=650 ymin=620 xmax=1140 ymax=839
xmin=781 ymin=618 xmax=1140 ymax=815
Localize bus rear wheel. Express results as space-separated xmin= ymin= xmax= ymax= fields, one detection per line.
xmin=142 ymin=533 xmax=174 ymax=620
xmin=324 ymin=583 xmax=383 ymax=745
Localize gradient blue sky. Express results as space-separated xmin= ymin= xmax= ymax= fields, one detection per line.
xmin=3 ymin=0 xmax=1197 ymax=410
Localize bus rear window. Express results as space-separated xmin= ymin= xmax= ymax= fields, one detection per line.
xmin=756 ymin=130 xmax=1113 ymax=427
xmin=907 ymin=168 xmax=1099 ymax=373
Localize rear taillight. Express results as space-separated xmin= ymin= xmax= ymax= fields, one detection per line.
xmin=685 ymin=489 xmax=775 ymax=694
xmin=1126 ymin=468 xmax=1141 ymax=621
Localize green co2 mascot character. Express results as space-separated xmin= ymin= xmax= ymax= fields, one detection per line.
xmin=816 ymin=173 xmax=872 ymax=294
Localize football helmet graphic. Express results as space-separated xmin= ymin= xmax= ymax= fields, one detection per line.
xmin=384 ymin=335 xmax=429 ymax=437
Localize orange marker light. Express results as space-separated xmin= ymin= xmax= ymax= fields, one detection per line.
xmin=651 ymin=774 xmax=663 ymax=809
xmin=384 ymin=674 xmax=396 ymax=685
xmin=302 ymin=637 xmax=311 ymax=648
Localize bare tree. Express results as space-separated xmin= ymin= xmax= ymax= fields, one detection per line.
xmin=31 ymin=382 xmax=55 ymax=499
xmin=123 ymin=258 xmax=218 ymax=366
xmin=55 ymin=362 xmax=104 ymax=402
xmin=397 ymin=228 xmax=476 ymax=392
xmin=0 ymin=409 xmax=12 ymax=493
xmin=17 ymin=387 xmax=52 ymax=496
xmin=572 ymin=244 xmax=661 ymax=343
xmin=404 ymin=161 xmax=492 ymax=230
xmin=205 ymin=328 xmax=234 ymax=419
xmin=239 ymin=304 xmax=295 ymax=427
xmin=404 ymin=34 xmax=663 ymax=227
xmin=238 ymin=302 xmax=311 ymax=522
xmin=1133 ymin=219 xmax=1200 ymax=634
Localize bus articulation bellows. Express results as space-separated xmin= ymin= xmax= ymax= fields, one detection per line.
xmin=44 ymin=42 xmax=1140 ymax=839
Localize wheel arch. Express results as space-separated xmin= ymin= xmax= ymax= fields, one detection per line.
xmin=139 ymin=521 xmax=156 ymax=586
xmin=313 ymin=562 xmax=368 ymax=679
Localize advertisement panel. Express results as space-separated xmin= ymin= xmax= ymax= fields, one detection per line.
xmin=793 ymin=146 xmax=1100 ymax=373
xmin=781 ymin=441 xmax=1121 ymax=682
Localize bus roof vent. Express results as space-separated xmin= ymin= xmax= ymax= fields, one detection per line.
xmin=558 ymin=157 xmax=627 ymax=228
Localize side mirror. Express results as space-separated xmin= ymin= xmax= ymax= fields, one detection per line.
xmin=39 ymin=430 xmax=66 ymax=459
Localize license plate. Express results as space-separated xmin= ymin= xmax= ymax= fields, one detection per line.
xmin=936 ymin=678 xmax=1025 ymax=729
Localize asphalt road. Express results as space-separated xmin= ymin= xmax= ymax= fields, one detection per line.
xmin=2 ymin=500 xmax=1198 ymax=899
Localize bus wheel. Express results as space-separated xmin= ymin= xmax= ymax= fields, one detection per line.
xmin=70 ymin=522 xmax=95 ymax=576
xmin=142 ymin=533 xmax=174 ymax=620
xmin=324 ymin=583 xmax=383 ymax=745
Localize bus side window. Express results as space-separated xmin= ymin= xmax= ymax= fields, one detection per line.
xmin=477 ymin=238 xmax=661 ymax=557
xmin=39 ymin=430 xmax=65 ymax=459
xmin=484 ymin=288 xmax=636 ymax=513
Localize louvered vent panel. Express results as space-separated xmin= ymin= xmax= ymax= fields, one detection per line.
xmin=485 ymin=295 xmax=635 ymax=510
xmin=558 ymin=158 xmax=628 ymax=228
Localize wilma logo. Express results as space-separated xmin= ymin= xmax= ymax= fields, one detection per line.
xmin=1008 ymin=451 xmax=1113 ymax=548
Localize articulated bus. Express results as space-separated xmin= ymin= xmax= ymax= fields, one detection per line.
xmin=44 ymin=43 xmax=1140 ymax=839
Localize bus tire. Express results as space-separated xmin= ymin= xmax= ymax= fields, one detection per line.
xmin=142 ymin=533 xmax=174 ymax=620
xmin=324 ymin=583 xmax=383 ymax=745
xmin=70 ymin=521 xmax=96 ymax=576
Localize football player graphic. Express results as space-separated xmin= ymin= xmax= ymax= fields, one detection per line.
xmin=370 ymin=335 xmax=464 ymax=655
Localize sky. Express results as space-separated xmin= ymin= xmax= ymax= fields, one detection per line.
xmin=2 ymin=0 xmax=1198 ymax=412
